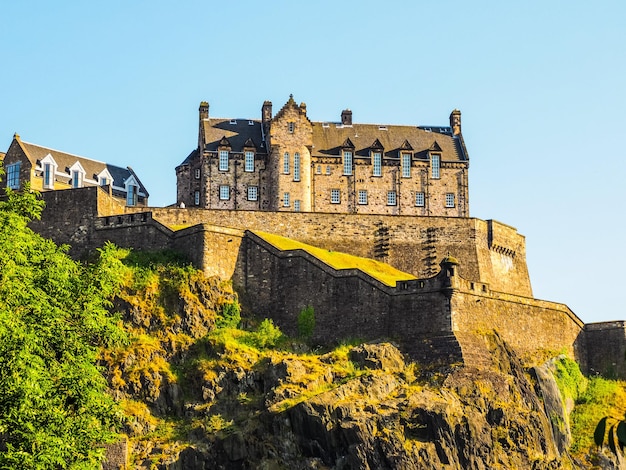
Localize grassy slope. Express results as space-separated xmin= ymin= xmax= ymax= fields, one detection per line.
xmin=253 ymin=230 xmax=417 ymax=287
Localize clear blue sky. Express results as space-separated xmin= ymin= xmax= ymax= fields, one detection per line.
xmin=2 ymin=1 xmax=625 ymax=324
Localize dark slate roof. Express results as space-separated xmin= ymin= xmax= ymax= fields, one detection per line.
xmin=311 ymin=123 xmax=465 ymax=160
xmin=202 ymin=119 xmax=266 ymax=153
xmin=19 ymin=140 xmax=149 ymax=196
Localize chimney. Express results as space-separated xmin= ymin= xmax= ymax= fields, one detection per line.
xmin=450 ymin=109 xmax=461 ymax=136
xmin=198 ymin=101 xmax=209 ymax=151
xmin=341 ymin=109 xmax=352 ymax=126
xmin=262 ymin=100 xmax=273 ymax=136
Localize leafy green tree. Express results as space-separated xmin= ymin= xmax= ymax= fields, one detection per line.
xmin=0 ymin=186 xmax=126 ymax=468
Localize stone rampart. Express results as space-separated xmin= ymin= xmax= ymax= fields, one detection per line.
xmin=585 ymin=322 xmax=626 ymax=378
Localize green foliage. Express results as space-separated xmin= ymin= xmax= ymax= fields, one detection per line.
xmin=297 ymin=305 xmax=315 ymax=339
xmin=553 ymin=356 xmax=587 ymax=403
xmin=0 ymin=189 xmax=126 ymax=468
xmin=217 ymin=301 xmax=241 ymax=329
xmin=246 ymin=319 xmax=284 ymax=349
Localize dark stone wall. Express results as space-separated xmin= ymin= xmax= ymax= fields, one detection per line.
xmin=585 ymin=322 xmax=626 ymax=378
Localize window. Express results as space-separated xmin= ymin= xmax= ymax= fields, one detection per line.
xmin=247 ymin=186 xmax=258 ymax=201
xmin=402 ymin=153 xmax=411 ymax=178
xmin=288 ymin=122 xmax=295 ymax=133
xmin=326 ymin=165 xmax=331 ymax=175
xmin=294 ymin=200 xmax=301 ymax=212
xmin=283 ymin=192 xmax=290 ymax=207
xmin=219 ymin=151 xmax=229 ymax=171
xmin=415 ymin=192 xmax=425 ymax=207
xmin=244 ymin=151 xmax=254 ymax=172
xmin=373 ymin=152 xmax=382 ymax=176
xmin=195 ymin=168 xmax=201 ymax=179
xmin=331 ymin=189 xmax=340 ymax=204
xmin=445 ymin=193 xmax=455 ymax=207
xmin=358 ymin=189 xmax=368 ymax=205
xmin=343 ymin=151 xmax=353 ymax=175
xmin=431 ymin=154 xmax=440 ymax=179
xmin=283 ymin=152 xmax=290 ymax=174
xmin=126 ymin=185 xmax=138 ymax=206
xmin=6 ymin=162 xmax=20 ymax=189
xmin=194 ymin=190 xmax=200 ymax=205
xmin=294 ymin=153 xmax=300 ymax=181
xmin=316 ymin=165 xmax=321 ymax=174
xmin=100 ymin=177 xmax=109 ymax=186
xmin=387 ymin=191 xmax=397 ymax=206
xmin=219 ymin=185 xmax=230 ymax=200
xmin=43 ymin=163 xmax=54 ymax=189
xmin=72 ymin=170 xmax=83 ymax=188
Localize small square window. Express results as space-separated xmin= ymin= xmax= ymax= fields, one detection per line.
xmin=331 ymin=189 xmax=340 ymax=204
xmin=387 ymin=191 xmax=397 ymax=206
xmin=247 ymin=186 xmax=258 ymax=201
xmin=358 ymin=189 xmax=368 ymax=205
xmin=445 ymin=193 xmax=455 ymax=208
xmin=283 ymin=192 xmax=290 ymax=207
xmin=219 ymin=185 xmax=230 ymax=200
xmin=415 ymin=192 xmax=425 ymax=207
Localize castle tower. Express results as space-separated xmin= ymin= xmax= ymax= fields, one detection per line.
xmin=266 ymin=95 xmax=313 ymax=212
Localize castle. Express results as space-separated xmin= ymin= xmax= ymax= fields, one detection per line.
xmin=5 ymin=96 xmax=626 ymax=378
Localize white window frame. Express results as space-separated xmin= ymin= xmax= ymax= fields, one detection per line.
xmin=247 ymin=186 xmax=258 ymax=201
xmin=6 ymin=162 xmax=21 ymax=189
xmin=331 ymin=189 xmax=340 ymax=204
xmin=373 ymin=152 xmax=382 ymax=176
xmin=40 ymin=154 xmax=58 ymax=190
xmin=283 ymin=152 xmax=290 ymax=174
xmin=294 ymin=200 xmax=301 ymax=212
xmin=244 ymin=151 xmax=254 ymax=172
xmin=294 ymin=152 xmax=300 ymax=181
xmin=69 ymin=162 xmax=86 ymax=189
xmin=326 ymin=165 xmax=331 ymax=175
xmin=445 ymin=193 xmax=455 ymax=208
xmin=431 ymin=154 xmax=440 ymax=179
xmin=316 ymin=165 xmax=321 ymax=174
xmin=387 ymin=191 xmax=397 ymax=206
xmin=415 ymin=192 xmax=425 ymax=207
xmin=288 ymin=122 xmax=295 ymax=133
xmin=401 ymin=153 xmax=411 ymax=178
xmin=219 ymin=185 xmax=230 ymax=200
xmin=283 ymin=192 xmax=290 ymax=207
xmin=343 ymin=150 xmax=353 ymax=176
xmin=219 ymin=150 xmax=229 ymax=171
xmin=358 ymin=189 xmax=368 ymax=205
xmin=97 ymin=168 xmax=113 ymax=187
xmin=194 ymin=168 xmax=201 ymax=179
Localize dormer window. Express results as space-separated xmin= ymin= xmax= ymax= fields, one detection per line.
xmin=401 ymin=153 xmax=412 ymax=178
xmin=69 ymin=162 xmax=86 ymax=189
xmin=431 ymin=154 xmax=440 ymax=179
xmin=40 ymin=154 xmax=58 ymax=190
xmin=372 ymin=152 xmax=382 ymax=176
xmin=343 ymin=150 xmax=353 ymax=176
xmin=288 ymin=122 xmax=295 ymax=133
xmin=124 ymin=175 xmax=140 ymax=206
xmin=219 ymin=151 xmax=229 ymax=171
xmin=97 ymin=168 xmax=113 ymax=187
xmin=244 ymin=151 xmax=254 ymax=172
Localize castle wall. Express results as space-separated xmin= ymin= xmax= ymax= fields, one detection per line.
xmin=585 ymin=322 xmax=626 ymax=378
xmin=451 ymin=288 xmax=586 ymax=368
xmin=144 ymin=208 xmax=532 ymax=297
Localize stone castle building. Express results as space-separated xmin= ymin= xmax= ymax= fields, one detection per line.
xmin=176 ymin=96 xmax=468 ymax=217
xmin=1 ymin=134 xmax=149 ymax=206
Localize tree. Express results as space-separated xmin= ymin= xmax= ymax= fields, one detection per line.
xmin=0 ymin=186 xmax=126 ymax=468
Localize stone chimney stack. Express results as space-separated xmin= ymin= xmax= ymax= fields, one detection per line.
xmin=341 ymin=109 xmax=353 ymax=126
xmin=198 ymin=101 xmax=209 ymax=150
xmin=450 ymin=109 xmax=461 ymax=136
xmin=262 ymin=100 xmax=273 ymax=137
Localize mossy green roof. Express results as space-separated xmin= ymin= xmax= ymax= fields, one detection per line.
xmin=253 ymin=231 xmax=416 ymax=287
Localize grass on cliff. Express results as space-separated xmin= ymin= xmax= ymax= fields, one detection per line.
xmin=551 ymin=356 xmax=626 ymax=455
xmin=253 ymin=230 xmax=417 ymax=287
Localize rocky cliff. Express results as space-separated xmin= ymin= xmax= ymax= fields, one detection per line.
xmin=100 ymin=260 xmax=618 ymax=469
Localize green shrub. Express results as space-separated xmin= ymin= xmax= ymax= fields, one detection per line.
xmin=246 ymin=319 xmax=283 ymax=349
xmin=217 ymin=301 xmax=241 ymax=329
xmin=297 ymin=305 xmax=315 ymax=339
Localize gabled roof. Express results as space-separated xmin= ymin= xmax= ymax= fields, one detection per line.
xmin=311 ymin=123 xmax=465 ymax=160
xmin=201 ymin=119 xmax=265 ymax=153
xmin=15 ymin=139 xmax=149 ymax=196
